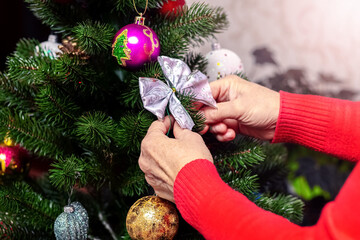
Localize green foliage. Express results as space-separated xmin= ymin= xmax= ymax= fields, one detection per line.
xmin=236 ymin=71 xmax=249 ymax=81
xmin=55 ymin=55 xmax=99 ymax=94
xmin=0 ymin=73 xmax=34 ymax=111
xmin=116 ymin=111 xmax=154 ymax=154
xmin=49 ymin=155 xmax=100 ymax=190
xmin=154 ymin=3 xmax=229 ymax=45
xmin=75 ymin=111 xmax=115 ymax=148
xmin=15 ymin=38 xmax=40 ymax=58
xmin=254 ymin=143 xmax=289 ymax=192
xmin=184 ymin=52 xmax=208 ymax=73
xmin=291 ymin=176 xmax=331 ymax=201
xmin=221 ymin=169 xmax=260 ymax=196
xmin=25 ymin=0 xmax=86 ymax=32
xmin=211 ymin=136 xmax=304 ymax=223
xmin=214 ymin=137 xmax=266 ymax=169
xmin=158 ymin=29 xmax=189 ymax=59
xmin=6 ymin=53 xmax=43 ymax=84
xmin=0 ymin=108 xmax=65 ymax=159
xmin=6 ymin=51 xmax=63 ymax=90
xmin=119 ymin=165 xmax=147 ymax=197
xmin=0 ymin=181 xmax=62 ymax=239
xmin=36 ymin=85 xmax=80 ymax=128
xmin=72 ymin=20 xmax=115 ymax=56
xmin=255 ymin=194 xmax=304 ymax=224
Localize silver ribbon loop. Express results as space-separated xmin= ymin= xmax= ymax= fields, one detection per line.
xmin=139 ymin=56 xmax=216 ymax=130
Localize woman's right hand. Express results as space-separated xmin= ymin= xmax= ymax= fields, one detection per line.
xmin=201 ymin=75 xmax=280 ymax=142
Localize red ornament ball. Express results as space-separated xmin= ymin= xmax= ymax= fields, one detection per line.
xmin=159 ymin=0 xmax=186 ymax=17
xmin=126 ymin=196 xmax=179 ymax=240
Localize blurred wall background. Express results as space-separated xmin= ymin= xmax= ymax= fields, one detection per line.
xmin=189 ymin=0 xmax=360 ymax=100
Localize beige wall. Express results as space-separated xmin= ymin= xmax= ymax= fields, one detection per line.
xmin=189 ymin=0 xmax=360 ymax=99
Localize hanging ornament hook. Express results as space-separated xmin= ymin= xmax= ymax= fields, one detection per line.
xmin=132 ymin=0 xmax=148 ymax=16
xmin=133 ymin=0 xmax=148 ymax=25
xmin=68 ymin=187 xmax=74 ymax=205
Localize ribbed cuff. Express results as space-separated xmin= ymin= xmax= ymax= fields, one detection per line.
xmin=272 ymin=91 xmax=333 ymax=152
xmin=173 ymin=159 xmax=222 ymax=232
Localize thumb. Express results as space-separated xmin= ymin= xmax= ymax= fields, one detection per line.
xmin=147 ymin=115 xmax=174 ymax=136
xmin=202 ymin=101 xmax=241 ymax=124
xmin=173 ymin=121 xmax=191 ymax=139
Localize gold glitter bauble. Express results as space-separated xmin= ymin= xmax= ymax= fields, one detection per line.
xmin=126 ymin=196 xmax=179 ymax=240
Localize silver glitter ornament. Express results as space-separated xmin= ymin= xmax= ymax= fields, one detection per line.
xmin=54 ymin=201 xmax=89 ymax=240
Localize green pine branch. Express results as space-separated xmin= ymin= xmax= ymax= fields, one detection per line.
xmin=7 ymin=51 xmax=63 ymax=89
xmin=0 ymin=73 xmax=35 ymax=111
xmin=157 ymin=29 xmax=189 ymax=59
xmin=119 ymin=165 xmax=148 ymax=197
xmin=0 ymin=108 xmax=65 ymax=159
xmin=0 ymin=181 xmax=62 ymax=239
xmin=49 ymin=155 xmax=101 ymax=190
xmin=255 ymin=193 xmax=304 ymax=224
xmin=72 ymin=20 xmax=115 ymax=56
xmin=254 ymin=143 xmax=290 ymax=193
xmin=6 ymin=53 xmax=43 ymax=85
xmin=221 ymin=169 xmax=260 ymax=196
xmin=25 ymin=0 xmax=87 ymax=32
xmin=56 ymin=55 xmax=99 ymax=94
xmin=235 ymin=71 xmax=249 ymax=81
xmin=35 ymin=85 xmax=80 ymax=129
xmin=15 ymin=38 xmax=40 ymax=58
xmin=213 ymin=137 xmax=266 ymax=169
xmin=154 ymin=3 xmax=229 ymax=45
xmin=184 ymin=52 xmax=207 ymax=73
xmin=75 ymin=111 xmax=116 ymax=148
xmin=115 ymin=110 xmax=155 ymax=155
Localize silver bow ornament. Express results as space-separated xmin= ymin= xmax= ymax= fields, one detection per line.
xmin=139 ymin=56 xmax=217 ymax=130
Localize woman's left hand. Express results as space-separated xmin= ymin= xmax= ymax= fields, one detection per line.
xmin=138 ymin=116 xmax=213 ymax=202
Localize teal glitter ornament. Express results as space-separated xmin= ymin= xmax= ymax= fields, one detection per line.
xmin=54 ymin=201 xmax=89 ymax=240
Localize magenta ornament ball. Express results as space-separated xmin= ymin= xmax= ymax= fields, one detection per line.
xmin=112 ymin=23 xmax=160 ymax=70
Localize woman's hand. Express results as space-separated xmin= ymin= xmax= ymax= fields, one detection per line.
xmin=201 ymin=75 xmax=280 ymax=141
xmin=139 ymin=117 xmax=213 ymax=202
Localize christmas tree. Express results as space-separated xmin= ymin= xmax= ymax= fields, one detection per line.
xmin=0 ymin=0 xmax=304 ymax=239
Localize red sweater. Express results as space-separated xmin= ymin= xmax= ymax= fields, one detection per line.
xmin=174 ymin=91 xmax=360 ymax=240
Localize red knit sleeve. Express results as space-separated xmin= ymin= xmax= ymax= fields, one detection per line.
xmin=174 ymin=92 xmax=360 ymax=239
xmin=174 ymin=159 xmax=360 ymax=240
xmin=174 ymin=160 xmax=312 ymax=240
xmin=272 ymin=91 xmax=360 ymax=162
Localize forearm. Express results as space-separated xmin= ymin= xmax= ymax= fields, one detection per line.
xmin=174 ymin=159 xmax=321 ymax=240
xmin=272 ymin=91 xmax=360 ymax=162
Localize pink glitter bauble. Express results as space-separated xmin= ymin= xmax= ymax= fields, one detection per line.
xmin=112 ymin=23 xmax=160 ymax=70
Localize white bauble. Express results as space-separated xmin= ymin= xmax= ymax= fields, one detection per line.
xmin=205 ymin=42 xmax=244 ymax=82
xmin=35 ymin=34 xmax=62 ymax=59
